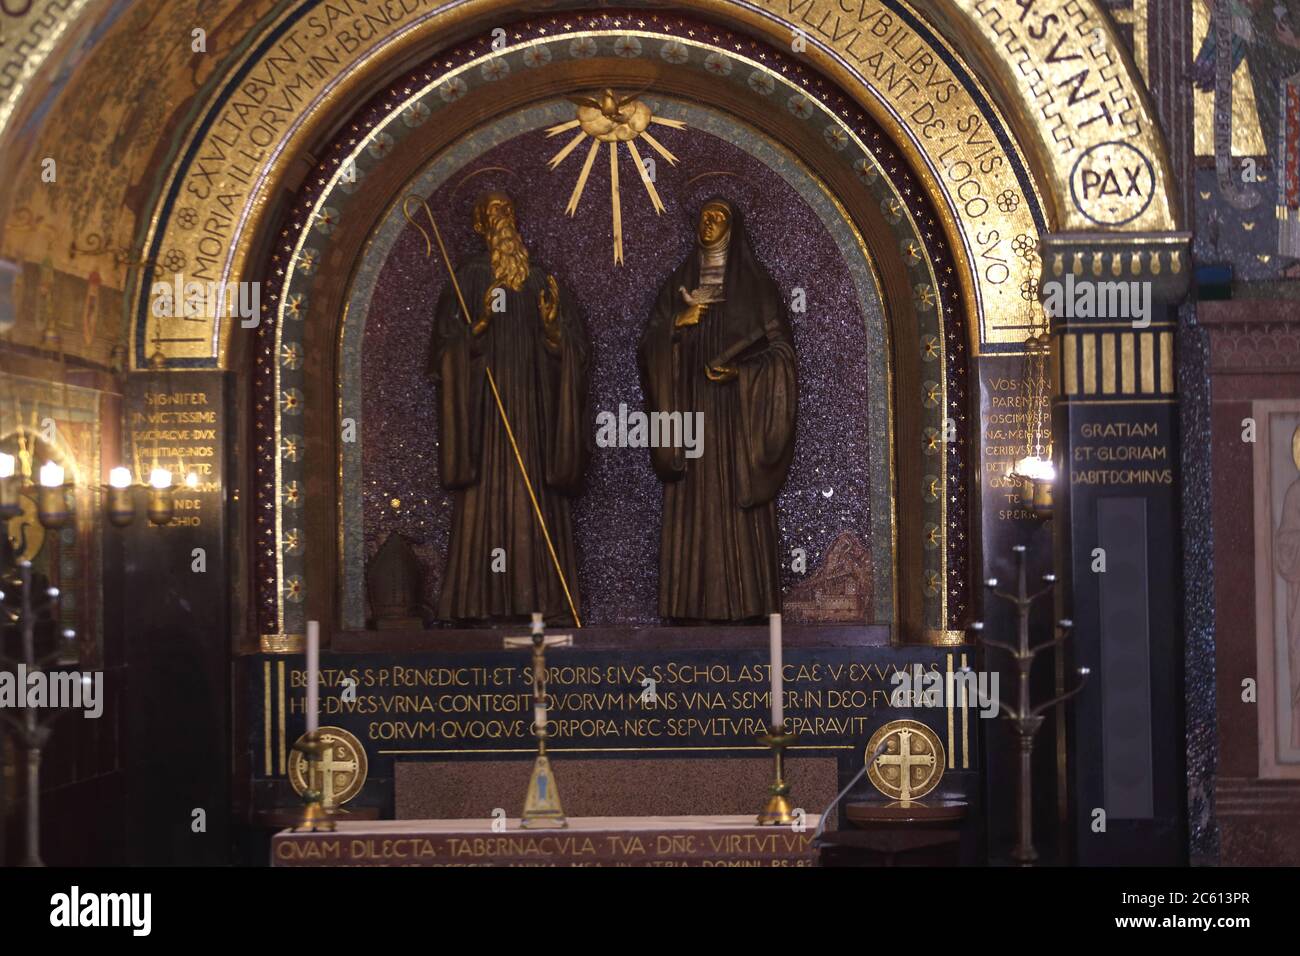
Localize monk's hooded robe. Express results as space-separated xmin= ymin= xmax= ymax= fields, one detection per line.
xmin=639 ymin=201 xmax=797 ymax=621
xmin=430 ymin=253 xmax=589 ymax=622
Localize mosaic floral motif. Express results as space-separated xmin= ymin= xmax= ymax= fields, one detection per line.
xmin=439 ymin=76 xmax=469 ymax=102
xmin=786 ymin=93 xmax=814 ymax=119
xmin=480 ymin=57 xmax=510 ymax=81
xmin=522 ymin=45 xmax=552 ymax=68
xmin=923 ymin=475 xmax=941 ymax=501
xmin=920 ymin=334 xmax=940 ymax=361
xmin=900 ymin=237 xmax=924 ymax=266
xmin=283 ymin=575 xmax=304 ymax=603
xmin=401 ymin=101 xmax=431 ymax=127
xmin=747 ymin=70 xmax=775 ymax=95
xmin=922 ymin=427 xmax=942 ymax=454
xmin=281 ymin=388 xmax=304 ymax=414
xmin=280 ymin=343 xmax=303 ymax=369
xmin=703 ymin=51 xmax=732 ymax=76
xmin=315 ymin=207 xmax=339 ymax=235
xmin=569 ymin=37 xmax=597 ymax=58
xmin=283 ymin=529 xmax=303 ymax=556
xmin=367 ymin=132 xmax=394 ymax=159
xmin=922 ymin=380 xmax=942 ymax=408
xmin=823 ymin=125 xmax=849 ymax=151
xmin=612 ymin=35 xmax=642 ymax=57
xmin=298 ymin=249 xmax=319 ymax=275
xmin=880 ymin=197 xmax=903 ymax=225
xmin=913 ymin=282 xmax=936 ymax=311
xmin=283 ymin=480 xmax=302 ymax=508
xmin=284 ymin=293 xmax=305 ymax=319
xmin=281 ymin=435 xmax=303 ymax=462
xmin=661 ymin=40 xmax=689 ymax=64
xmin=923 ymin=523 xmax=940 ymax=548
xmin=924 ymin=570 xmax=940 ymax=595
xmin=854 ymin=156 xmax=880 ymax=184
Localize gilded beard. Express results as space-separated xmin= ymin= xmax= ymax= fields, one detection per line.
xmin=481 ymin=206 xmax=530 ymax=292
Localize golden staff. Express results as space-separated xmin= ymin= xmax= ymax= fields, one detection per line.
xmin=402 ymin=194 xmax=582 ymax=627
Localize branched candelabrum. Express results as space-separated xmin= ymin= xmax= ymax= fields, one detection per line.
xmin=0 ymin=546 xmax=74 ymax=867
xmin=972 ymin=544 xmax=1089 ymax=865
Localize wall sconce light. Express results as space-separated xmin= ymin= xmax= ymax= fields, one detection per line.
xmin=1011 ymin=454 xmax=1055 ymax=518
xmin=106 ymin=466 xmax=135 ymax=527
xmin=147 ymin=467 xmax=174 ymax=526
xmin=0 ymin=451 xmax=18 ymax=519
xmin=37 ymin=461 xmax=70 ymax=529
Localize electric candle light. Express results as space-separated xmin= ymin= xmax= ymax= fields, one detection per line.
xmin=306 ymin=620 xmax=320 ymax=734
xmin=39 ymin=461 xmax=64 ymax=488
xmin=106 ymin=466 xmax=135 ymax=527
xmin=0 ymin=452 xmax=17 ymax=519
xmin=146 ymin=467 xmax=174 ymax=525
xmin=36 ymin=461 xmax=70 ymax=529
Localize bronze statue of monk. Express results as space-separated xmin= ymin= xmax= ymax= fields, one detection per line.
xmin=429 ymin=192 xmax=590 ymax=623
xmin=639 ymin=198 xmax=798 ymax=621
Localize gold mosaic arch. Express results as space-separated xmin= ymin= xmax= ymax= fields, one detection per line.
xmin=125 ymin=0 xmax=1179 ymax=371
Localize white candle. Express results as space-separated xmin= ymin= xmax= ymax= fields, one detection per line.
xmin=306 ymin=620 xmax=320 ymax=734
xmin=769 ymin=613 xmax=783 ymax=729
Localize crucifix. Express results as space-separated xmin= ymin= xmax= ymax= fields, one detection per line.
xmin=876 ymin=727 xmax=935 ymax=802
xmin=503 ymin=613 xmax=572 ymax=828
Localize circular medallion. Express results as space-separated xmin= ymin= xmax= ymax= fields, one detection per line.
xmin=288 ymin=726 xmax=368 ymax=807
xmin=865 ymin=719 xmax=945 ymax=801
xmin=1069 ymin=141 xmax=1155 ymax=227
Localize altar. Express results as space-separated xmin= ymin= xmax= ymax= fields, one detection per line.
xmin=272 ymin=816 xmax=819 ymax=867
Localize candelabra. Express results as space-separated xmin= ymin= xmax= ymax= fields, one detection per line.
xmin=0 ymin=540 xmax=74 ymax=866
xmin=1 ymin=453 xmax=182 ymax=530
xmin=973 ymin=544 xmax=1088 ymax=865
xmin=0 ymin=449 xmax=176 ymax=865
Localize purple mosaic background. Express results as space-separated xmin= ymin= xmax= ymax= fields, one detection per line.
xmin=360 ymin=123 xmax=880 ymax=626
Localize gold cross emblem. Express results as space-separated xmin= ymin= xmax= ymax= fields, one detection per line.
xmin=866 ymin=719 xmax=945 ymax=801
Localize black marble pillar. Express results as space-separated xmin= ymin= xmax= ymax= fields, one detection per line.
xmin=121 ymin=371 xmax=232 ymax=864
xmin=1044 ymin=234 xmax=1191 ymax=864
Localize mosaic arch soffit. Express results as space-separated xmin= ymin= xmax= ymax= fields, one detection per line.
xmin=0 ymin=0 xmax=1177 ymax=369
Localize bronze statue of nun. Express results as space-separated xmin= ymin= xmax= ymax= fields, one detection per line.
xmin=639 ymin=197 xmax=798 ymax=621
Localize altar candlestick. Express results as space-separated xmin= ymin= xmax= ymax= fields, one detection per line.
xmin=306 ymin=620 xmax=320 ymax=734
xmin=769 ymin=613 xmax=783 ymax=728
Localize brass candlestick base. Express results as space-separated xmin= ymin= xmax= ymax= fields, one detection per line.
xmin=291 ymin=732 xmax=336 ymax=832
xmin=520 ymin=747 xmax=566 ymax=829
xmin=756 ymin=724 xmax=798 ymax=826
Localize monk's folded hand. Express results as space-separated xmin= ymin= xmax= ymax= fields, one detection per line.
xmin=705 ymin=362 xmax=737 ymax=383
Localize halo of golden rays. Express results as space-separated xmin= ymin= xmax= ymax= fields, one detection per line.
xmin=546 ymin=89 xmax=685 ymax=265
